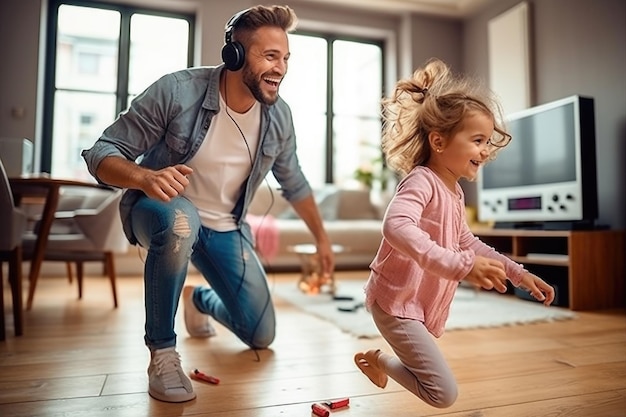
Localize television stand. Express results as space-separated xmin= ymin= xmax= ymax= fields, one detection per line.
xmin=470 ymin=227 xmax=625 ymax=310
xmin=494 ymin=219 xmax=603 ymax=231
xmin=494 ymin=221 xmax=543 ymax=230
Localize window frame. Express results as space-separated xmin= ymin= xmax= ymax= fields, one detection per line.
xmin=286 ymin=29 xmax=386 ymax=185
xmin=41 ymin=0 xmax=195 ymax=173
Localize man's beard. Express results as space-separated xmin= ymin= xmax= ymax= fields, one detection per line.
xmin=242 ymin=64 xmax=279 ymax=105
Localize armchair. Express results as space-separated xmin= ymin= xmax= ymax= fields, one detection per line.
xmin=22 ymin=186 xmax=128 ymax=309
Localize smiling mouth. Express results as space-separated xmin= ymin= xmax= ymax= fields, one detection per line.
xmin=263 ymin=76 xmax=281 ymax=88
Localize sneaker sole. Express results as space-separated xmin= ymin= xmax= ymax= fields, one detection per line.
xmin=149 ymin=388 xmax=197 ymax=403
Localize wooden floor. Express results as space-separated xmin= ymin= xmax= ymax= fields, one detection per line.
xmin=1 ymin=271 xmax=625 ymax=417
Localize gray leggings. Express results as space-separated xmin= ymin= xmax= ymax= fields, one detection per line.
xmin=371 ymin=302 xmax=458 ymax=408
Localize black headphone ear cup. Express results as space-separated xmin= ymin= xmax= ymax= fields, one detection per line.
xmin=222 ymin=41 xmax=245 ymax=71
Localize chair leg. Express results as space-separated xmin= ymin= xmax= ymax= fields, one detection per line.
xmin=76 ymin=261 xmax=84 ymax=300
xmin=0 ymin=248 xmax=25 ymax=340
xmin=66 ymin=262 xmax=73 ymax=284
xmin=25 ymin=262 xmax=40 ymax=311
xmin=105 ymin=252 xmax=118 ymax=308
xmin=9 ymin=247 xmax=24 ymax=337
xmin=0 ymin=261 xmax=6 ymax=341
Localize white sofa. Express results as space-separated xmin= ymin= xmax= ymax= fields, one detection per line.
xmin=34 ymin=186 xmax=386 ymax=277
xmin=247 ymin=185 xmax=384 ymax=271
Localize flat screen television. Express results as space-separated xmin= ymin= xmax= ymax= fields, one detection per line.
xmin=477 ymin=95 xmax=598 ymax=229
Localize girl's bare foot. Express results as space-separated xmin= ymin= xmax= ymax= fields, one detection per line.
xmin=354 ymin=349 xmax=388 ymax=388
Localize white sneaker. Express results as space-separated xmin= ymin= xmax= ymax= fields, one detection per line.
xmin=148 ymin=347 xmax=196 ymax=403
xmin=183 ymin=286 xmax=217 ymax=338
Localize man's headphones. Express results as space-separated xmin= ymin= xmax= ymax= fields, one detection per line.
xmin=221 ymin=8 xmax=251 ymax=71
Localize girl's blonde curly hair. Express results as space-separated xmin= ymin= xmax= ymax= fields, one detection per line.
xmin=382 ymin=58 xmax=511 ymax=177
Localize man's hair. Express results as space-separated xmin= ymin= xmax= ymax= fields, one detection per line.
xmin=233 ymin=5 xmax=298 ymax=46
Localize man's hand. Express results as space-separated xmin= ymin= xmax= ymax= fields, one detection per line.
xmin=95 ymin=157 xmax=193 ymax=202
xmin=464 ymin=256 xmax=508 ymax=293
xmin=139 ymin=164 xmax=193 ymax=202
xmin=289 ymin=193 xmax=335 ymax=279
xmin=316 ymin=240 xmax=335 ymax=280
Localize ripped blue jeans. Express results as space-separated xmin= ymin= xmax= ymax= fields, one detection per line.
xmin=130 ymin=195 xmax=275 ymax=351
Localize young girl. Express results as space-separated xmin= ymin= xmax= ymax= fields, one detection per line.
xmin=353 ymin=58 xmax=555 ymax=408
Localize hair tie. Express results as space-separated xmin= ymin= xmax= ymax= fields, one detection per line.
xmin=413 ymin=87 xmax=429 ymax=104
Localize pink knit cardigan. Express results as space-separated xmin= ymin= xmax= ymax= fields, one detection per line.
xmin=365 ymin=166 xmax=526 ymax=337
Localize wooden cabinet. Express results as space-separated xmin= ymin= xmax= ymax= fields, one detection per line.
xmin=471 ymin=228 xmax=625 ymax=311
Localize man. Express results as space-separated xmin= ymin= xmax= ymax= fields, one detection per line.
xmin=82 ymin=5 xmax=334 ymax=403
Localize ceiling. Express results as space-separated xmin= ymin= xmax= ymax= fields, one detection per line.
xmin=295 ymin=0 xmax=495 ymax=18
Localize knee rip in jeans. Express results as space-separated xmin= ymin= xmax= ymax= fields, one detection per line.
xmin=172 ymin=209 xmax=192 ymax=253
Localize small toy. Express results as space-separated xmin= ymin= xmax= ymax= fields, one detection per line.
xmin=190 ymin=368 xmax=220 ymax=385
xmin=311 ymin=402 xmax=330 ymax=417
xmin=325 ymin=397 xmax=350 ymax=409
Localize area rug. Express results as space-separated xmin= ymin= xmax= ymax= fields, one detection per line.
xmin=271 ymin=280 xmax=577 ymax=338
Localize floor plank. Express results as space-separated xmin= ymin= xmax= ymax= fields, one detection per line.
xmin=1 ymin=271 xmax=625 ymax=416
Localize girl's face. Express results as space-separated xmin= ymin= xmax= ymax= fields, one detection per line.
xmin=435 ymin=111 xmax=495 ymax=183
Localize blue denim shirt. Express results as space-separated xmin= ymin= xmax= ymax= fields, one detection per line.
xmin=82 ymin=64 xmax=312 ymax=245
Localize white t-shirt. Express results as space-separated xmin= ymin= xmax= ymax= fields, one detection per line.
xmin=184 ymin=94 xmax=261 ymax=231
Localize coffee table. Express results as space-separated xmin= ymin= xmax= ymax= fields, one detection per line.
xmin=288 ymin=243 xmax=346 ymax=295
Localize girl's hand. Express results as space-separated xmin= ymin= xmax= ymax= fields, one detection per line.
xmin=464 ymin=256 xmax=508 ymax=293
xmin=519 ymin=273 xmax=556 ymax=306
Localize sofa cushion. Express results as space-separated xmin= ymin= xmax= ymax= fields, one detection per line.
xmin=250 ymin=186 xmax=380 ymax=221
xmin=277 ymin=185 xmax=340 ymax=221
xmin=336 ymin=189 xmax=379 ymax=220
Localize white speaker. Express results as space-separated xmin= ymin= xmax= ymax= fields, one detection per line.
xmin=0 ymin=137 xmax=34 ymax=177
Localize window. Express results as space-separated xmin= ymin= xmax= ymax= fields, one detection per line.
xmin=43 ymin=0 xmax=194 ymax=180
xmin=77 ymin=52 xmax=99 ymax=74
xmin=280 ymin=33 xmax=384 ymax=188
